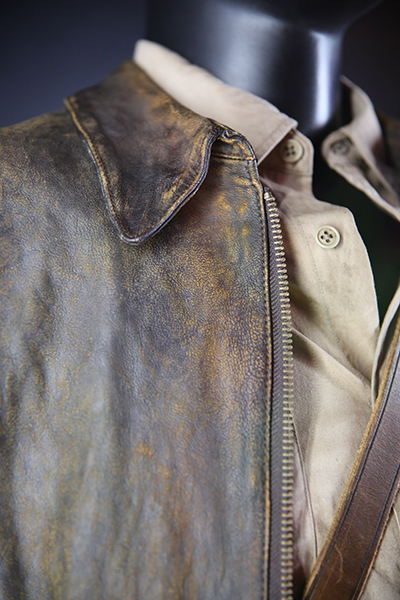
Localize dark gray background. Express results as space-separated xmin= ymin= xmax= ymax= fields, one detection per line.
xmin=0 ymin=0 xmax=399 ymax=128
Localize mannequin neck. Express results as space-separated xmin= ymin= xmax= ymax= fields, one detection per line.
xmin=146 ymin=0 xmax=345 ymax=144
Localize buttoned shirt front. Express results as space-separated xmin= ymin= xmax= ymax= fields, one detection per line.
xmin=134 ymin=39 xmax=400 ymax=597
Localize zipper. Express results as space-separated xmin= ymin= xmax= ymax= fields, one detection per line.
xmin=263 ymin=187 xmax=294 ymax=600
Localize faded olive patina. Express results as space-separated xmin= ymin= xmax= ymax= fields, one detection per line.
xmin=0 ymin=62 xmax=277 ymax=599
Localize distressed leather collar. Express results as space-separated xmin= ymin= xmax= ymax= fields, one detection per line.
xmin=64 ymin=61 xmax=234 ymax=245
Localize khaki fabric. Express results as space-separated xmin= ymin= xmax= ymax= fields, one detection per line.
xmin=134 ymin=39 xmax=400 ymax=597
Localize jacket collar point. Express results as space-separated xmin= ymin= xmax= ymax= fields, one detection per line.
xmin=64 ymin=60 xmax=228 ymax=244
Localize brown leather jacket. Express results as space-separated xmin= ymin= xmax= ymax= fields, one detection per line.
xmin=1 ymin=61 xmax=399 ymax=600
xmin=0 ymin=60 xmax=293 ymax=599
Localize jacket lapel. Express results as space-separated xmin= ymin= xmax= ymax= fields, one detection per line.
xmin=64 ymin=60 xmax=227 ymax=244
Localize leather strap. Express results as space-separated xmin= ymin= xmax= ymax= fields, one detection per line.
xmin=303 ymin=314 xmax=400 ymax=600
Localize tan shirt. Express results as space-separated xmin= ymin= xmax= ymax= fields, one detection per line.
xmin=134 ymin=39 xmax=400 ymax=598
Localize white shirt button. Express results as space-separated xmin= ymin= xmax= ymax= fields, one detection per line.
xmin=316 ymin=226 xmax=341 ymax=248
xmin=280 ymin=138 xmax=304 ymax=163
xmin=331 ymin=137 xmax=352 ymax=156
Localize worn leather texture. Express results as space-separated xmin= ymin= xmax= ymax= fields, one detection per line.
xmin=0 ymin=61 xmax=274 ymax=599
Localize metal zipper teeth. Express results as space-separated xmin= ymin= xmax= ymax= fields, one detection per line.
xmin=264 ymin=189 xmax=294 ymax=600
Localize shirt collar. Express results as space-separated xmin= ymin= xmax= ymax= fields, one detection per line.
xmin=134 ymin=39 xmax=399 ymax=212
xmin=323 ymin=78 xmax=400 ymax=215
xmin=133 ymin=39 xmax=297 ymax=164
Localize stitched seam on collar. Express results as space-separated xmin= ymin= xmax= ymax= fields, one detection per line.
xmin=64 ymin=96 xmax=121 ymax=235
xmin=65 ymin=94 xmax=227 ymax=244
xmin=212 ymin=152 xmax=255 ymax=161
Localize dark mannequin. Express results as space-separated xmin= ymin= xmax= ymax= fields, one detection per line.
xmin=146 ymin=0 xmax=382 ymax=145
